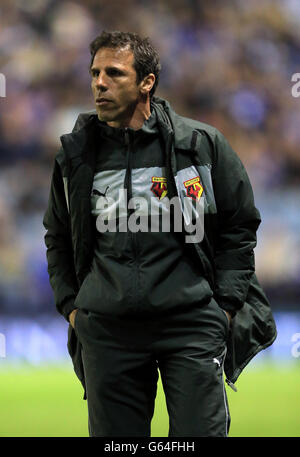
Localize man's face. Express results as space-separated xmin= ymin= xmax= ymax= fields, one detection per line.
xmin=90 ymin=46 xmax=142 ymax=127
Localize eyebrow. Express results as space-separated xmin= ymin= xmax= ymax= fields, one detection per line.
xmin=89 ymin=65 xmax=127 ymax=75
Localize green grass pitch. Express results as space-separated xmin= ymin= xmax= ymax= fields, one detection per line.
xmin=0 ymin=362 xmax=299 ymax=437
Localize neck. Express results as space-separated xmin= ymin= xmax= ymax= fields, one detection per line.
xmin=107 ymin=98 xmax=151 ymax=130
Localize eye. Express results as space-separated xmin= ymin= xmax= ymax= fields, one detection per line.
xmin=107 ymin=68 xmax=123 ymax=77
xmin=90 ymin=69 xmax=99 ymax=78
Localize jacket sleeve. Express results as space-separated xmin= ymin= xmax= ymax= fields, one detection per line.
xmin=211 ymin=131 xmax=261 ymax=316
xmin=43 ymin=152 xmax=79 ymax=322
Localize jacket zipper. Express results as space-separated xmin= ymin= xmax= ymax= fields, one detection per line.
xmin=124 ymin=129 xmax=139 ymax=311
xmin=124 ymin=130 xmax=132 ymax=201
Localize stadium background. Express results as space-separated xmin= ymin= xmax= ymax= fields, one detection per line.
xmin=0 ymin=0 xmax=299 ymax=437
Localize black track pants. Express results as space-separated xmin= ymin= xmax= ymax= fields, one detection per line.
xmin=74 ymin=298 xmax=231 ymax=437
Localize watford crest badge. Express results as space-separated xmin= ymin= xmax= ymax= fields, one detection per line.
xmin=151 ymin=176 xmax=168 ymax=200
xmin=184 ymin=176 xmax=203 ymax=201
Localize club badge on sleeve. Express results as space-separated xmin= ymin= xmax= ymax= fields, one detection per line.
xmin=183 ymin=176 xmax=203 ymax=201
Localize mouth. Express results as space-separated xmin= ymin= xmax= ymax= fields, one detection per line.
xmin=96 ymin=97 xmax=113 ymax=106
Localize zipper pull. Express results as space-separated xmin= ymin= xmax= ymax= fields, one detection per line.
xmin=226 ymin=379 xmax=238 ymax=392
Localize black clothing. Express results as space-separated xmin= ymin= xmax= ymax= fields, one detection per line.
xmin=43 ymin=96 xmax=277 ymax=436
xmin=78 ymin=108 xmax=212 ymax=317
xmin=75 ymin=297 xmax=230 ymax=437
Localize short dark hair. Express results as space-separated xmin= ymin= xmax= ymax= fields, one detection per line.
xmin=89 ymin=31 xmax=161 ymax=98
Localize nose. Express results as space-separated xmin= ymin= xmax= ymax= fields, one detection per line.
xmin=95 ymin=71 xmax=108 ymax=92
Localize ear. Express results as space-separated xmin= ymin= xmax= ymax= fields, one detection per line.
xmin=140 ymin=73 xmax=155 ymax=95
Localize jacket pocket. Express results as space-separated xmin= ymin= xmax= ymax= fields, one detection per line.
xmin=211 ymin=298 xmax=230 ymax=338
xmin=220 ymin=308 xmax=230 ymax=334
xmin=224 ymin=273 xmax=277 ymax=385
xmin=67 ymin=324 xmax=87 ymax=400
xmin=74 ymin=308 xmax=82 ymax=333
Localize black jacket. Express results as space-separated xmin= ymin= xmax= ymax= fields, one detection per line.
xmin=43 ymin=97 xmax=277 ymax=397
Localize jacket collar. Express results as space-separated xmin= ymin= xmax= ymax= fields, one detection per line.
xmin=59 ymin=115 xmax=98 ymax=174
xmin=60 ymin=96 xmax=198 ymax=161
xmin=151 ymin=96 xmax=199 ymax=152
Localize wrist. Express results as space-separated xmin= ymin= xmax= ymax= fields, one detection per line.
xmin=68 ymin=308 xmax=78 ymax=328
xmin=224 ymin=310 xmax=232 ymax=324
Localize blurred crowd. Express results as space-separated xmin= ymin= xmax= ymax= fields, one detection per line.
xmin=0 ymin=0 xmax=299 ymax=316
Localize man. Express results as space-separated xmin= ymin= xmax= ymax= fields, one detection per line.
xmin=43 ymin=31 xmax=276 ymax=437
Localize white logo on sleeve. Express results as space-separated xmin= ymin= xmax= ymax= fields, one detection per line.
xmin=213 ymin=358 xmax=221 ymax=367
